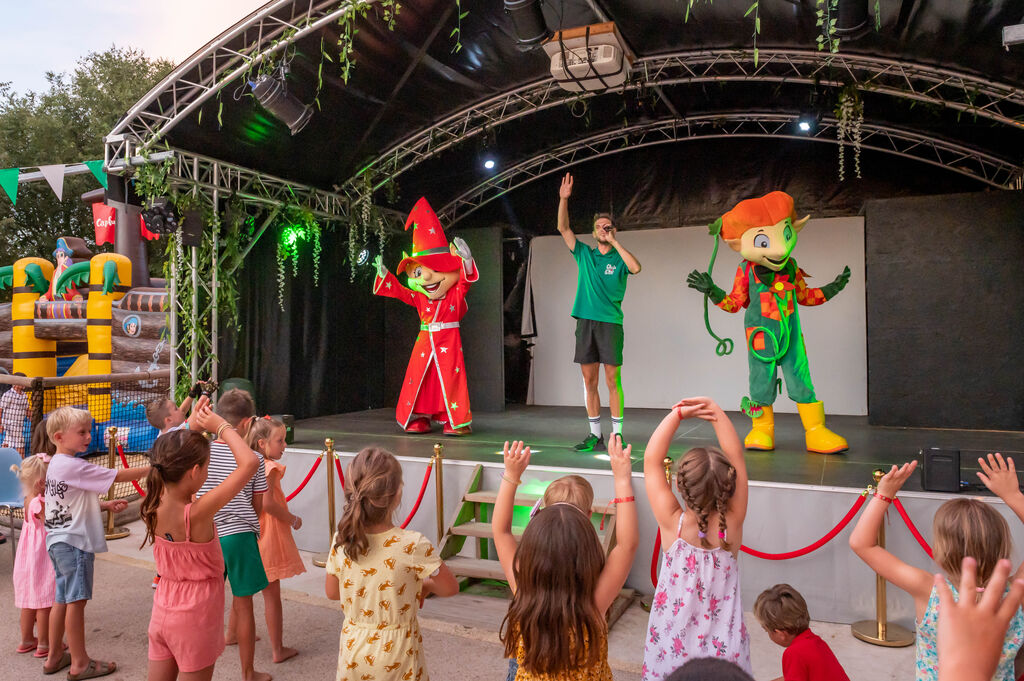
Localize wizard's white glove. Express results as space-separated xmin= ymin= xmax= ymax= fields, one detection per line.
xmin=451 ymin=236 xmax=472 ymax=262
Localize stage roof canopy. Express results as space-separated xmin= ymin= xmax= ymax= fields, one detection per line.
xmin=108 ymin=0 xmax=1024 ymax=224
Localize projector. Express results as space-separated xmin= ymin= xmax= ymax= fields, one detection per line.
xmin=543 ymin=22 xmax=632 ymax=93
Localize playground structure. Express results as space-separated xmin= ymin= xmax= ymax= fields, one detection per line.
xmin=0 ymin=246 xmax=169 ymax=454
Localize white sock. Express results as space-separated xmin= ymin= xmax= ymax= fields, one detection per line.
xmin=588 ymin=417 xmax=601 ymax=438
xmin=611 ymin=416 xmax=623 ymax=436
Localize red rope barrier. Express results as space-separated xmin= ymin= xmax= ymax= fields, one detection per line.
xmin=893 ymin=498 xmax=934 ymax=559
xmin=335 ymin=457 xmax=345 ymax=490
xmin=285 ymin=456 xmax=322 ymax=502
xmin=116 ymin=445 xmax=147 ymax=497
xmin=400 ymin=463 xmax=434 ymax=529
xmin=739 ymin=492 xmax=868 ymax=561
xmin=651 ymin=532 xmax=662 ymax=587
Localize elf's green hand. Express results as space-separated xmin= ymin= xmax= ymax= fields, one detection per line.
xmin=821 ymin=265 xmax=851 ymax=300
xmin=686 ymin=270 xmax=725 ymax=304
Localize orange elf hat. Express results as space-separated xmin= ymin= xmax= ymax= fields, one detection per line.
xmin=720 ymin=191 xmax=798 ymax=241
xmin=396 ymin=197 xmax=462 ymax=273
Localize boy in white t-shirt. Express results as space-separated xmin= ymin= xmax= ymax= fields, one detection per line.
xmin=42 ymin=406 xmax=149 ymax=678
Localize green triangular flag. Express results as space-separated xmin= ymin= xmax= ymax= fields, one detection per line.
xmin=84 ymin=160 xmax=107 ymax=189
xmin=0 ymin=167 xmax=18 ymax=205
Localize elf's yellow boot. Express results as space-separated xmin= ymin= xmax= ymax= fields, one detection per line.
xmin=744 ymin=406 xmax=775 ymax=451
xmin=797 ymin=401 xmax=848 ymax=454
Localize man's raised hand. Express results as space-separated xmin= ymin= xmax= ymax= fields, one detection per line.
xmin=559 ymin=172 xmax=573 ymax=199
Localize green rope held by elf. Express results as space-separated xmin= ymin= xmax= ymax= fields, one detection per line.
xmin=700 ymin=217 xmax=734 ymax=357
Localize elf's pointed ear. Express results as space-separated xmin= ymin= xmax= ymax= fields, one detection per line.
xmin=725 ymin=238 xmax=742 ymax=252
xmin=793 ymin=215 xmax=810 ymax=233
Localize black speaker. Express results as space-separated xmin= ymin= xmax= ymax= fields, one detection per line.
xmin=921 ymin=447 xmax=961 ymax=492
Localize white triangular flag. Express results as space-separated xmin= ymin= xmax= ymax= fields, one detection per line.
xmin=38 ymin=164 xmax=65 ymax=201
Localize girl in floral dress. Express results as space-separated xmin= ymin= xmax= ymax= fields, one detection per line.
xmin=641 ymin=397 xmax=752 ymax=679
xmin=325 ymin=447 xmax=459 ymax=681
xmin=850 ymin=454 xmax=1024 ymax=681
xmin=11 ymin=455 xmax=55 ymax=657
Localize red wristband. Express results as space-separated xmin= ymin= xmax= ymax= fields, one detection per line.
xmin=612 ymin=496 xmax=635 ymax=504
xmin=874 ymin=492 xmax=894 ymax=504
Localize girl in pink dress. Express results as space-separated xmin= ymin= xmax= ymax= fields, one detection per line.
xmin=248 ymin=417 xmax=304 ymax=664
xmin=11 ymin=454 xmax=55 ymax=658
xmin=139 ymin=402 xmax=261 ymax=681
xmin=641 ymin=397 xmax=752 ymax=679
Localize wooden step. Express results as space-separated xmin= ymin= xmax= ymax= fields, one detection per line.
xmin=451 ymin=520 xmax=608 ymax=544
xmin=463 ymin=490 xmax=617 ymax=515
xmin=446 ymin=556 xmax=507 ymax=581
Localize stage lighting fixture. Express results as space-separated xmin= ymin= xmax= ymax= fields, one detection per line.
xmin=504 ymin=0 xmax=550 ymax=49
xmin=796 ymin=113 xmax=819 ymax=134
xmin=141 ymin=198 xmax=179 ymax=235
xmin=834 ymin=0 xmax=869 ymax=36
xmin=357 ymin=248 xmax=371 ymax=266
xmin=1004 ymin=24 xmax=1024 ymax=49
xmin=798 ymin=120 xmax=812 ymax=132
xmin=250 ymin=70 xmax=312 ymax=135
xmin=483 ymin=158 xmax=496 ymax=170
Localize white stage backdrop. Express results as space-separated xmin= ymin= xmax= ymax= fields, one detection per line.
xmin=523 ymin=218 xmax=867 ymax=414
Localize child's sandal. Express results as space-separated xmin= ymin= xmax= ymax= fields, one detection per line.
xmin=67 ymin=660 xmax=117 ymax=680
xmin=16 ymin=641 xmax=37 ymax=654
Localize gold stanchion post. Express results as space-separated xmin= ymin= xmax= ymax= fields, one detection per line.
xmin=851 ymin=469 xmax=915 ymax=647
xmin=104 ymin=427 xmax=130 ymax=540
xmin=663 ymin=456 xmax=673 ymax=484
xmin=433 ymin=443 xmax=444 ymax=545
xmin=312 ymin=438 xmax=336 ymax=568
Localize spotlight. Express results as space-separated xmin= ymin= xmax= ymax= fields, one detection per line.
xmin=357 ymin=248 xmax=370 ymax=266
xmin=141 ymin=198 xmax=179 ymax=235
xmin=250 ymin=68 xmax=312 ymax=135
xmin=504 ymin=0 xmax=551 ymax=49
xmin=796 ymin=113 xmax=819 ymax=134
xmin=483 ymin=158 xmax=496 ymax=170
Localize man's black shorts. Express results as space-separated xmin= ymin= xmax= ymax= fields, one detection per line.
xmin=574 ymin=318 xmax=624 ymax=366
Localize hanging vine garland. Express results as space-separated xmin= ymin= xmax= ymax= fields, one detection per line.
xmin=275 ymin=207 xmax=323 ymax=311
xmin=835 ymin=85 xmax=864 ymax=181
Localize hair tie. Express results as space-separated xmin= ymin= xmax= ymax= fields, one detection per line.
xmin=152 ymin=462 xmax=165 ymax=474
xmin=529 ymin=497 xmax=543 ymax=519
xmin=718 ymin=530 xmax=726 ymax=539
xmin=697 ymin=530 xmax=707 ymax=539
xmin=34 ymin=453 xmax=51 ymax=463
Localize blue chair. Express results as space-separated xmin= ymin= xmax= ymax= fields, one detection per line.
xmin=0 ymin=447 xmax=25 ymax=562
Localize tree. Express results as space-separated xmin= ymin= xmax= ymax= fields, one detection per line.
xmin=0 ymin=46 xmax=174 ymax=278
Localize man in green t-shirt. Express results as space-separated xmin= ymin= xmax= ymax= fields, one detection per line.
xmin=557 ymin=172 xmax=642 ymax=451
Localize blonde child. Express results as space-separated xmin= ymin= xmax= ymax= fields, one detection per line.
xmin=641 ymin=396 xmax=751 ymax=678
xmin=11 ymin=455 xmax=55 ymax=658
xmin=248 ymin=417 xmax=304 ymax=664
xmin=140 ymin=405 xmax=260 ymax=681
xmin=324 ymin=447 xmax=459 ymax=681
xmin=850 ymin=457 xmax=1024 ymax=681
xmin=493 ymin=436 xmax=638 ymax=680
xmin=42 ymin=406 xmax=150 ymax=678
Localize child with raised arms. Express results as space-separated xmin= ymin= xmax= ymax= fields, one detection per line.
xmin=248 ymin=417 xmax=304 ymax=664
xmin=325 ymin=447 xmax=459 ymax=681
xmin=493 ymin=436 xmax=638 ymax=680
xmin=641 ymin=396 xmax=752 ymax=678
xmin=140 ymin=404 xmax=260 ymax=681
xmin=850 ymin=456 xmax=1024 ymax=681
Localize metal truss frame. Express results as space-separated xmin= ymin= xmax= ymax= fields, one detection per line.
xmin=438 ymin=113 xmax=1020 ymax=225
xmin=106 ymin=0 xmax=362 ymax=152
xmin=340 ymin=49 xmax=1024 ymax=198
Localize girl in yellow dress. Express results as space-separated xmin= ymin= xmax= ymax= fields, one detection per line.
xmin=325 ymin=447 xmax=459 ymax=681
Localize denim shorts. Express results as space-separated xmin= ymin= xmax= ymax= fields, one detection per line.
xmin=48 ymin=542 xmax=95 ymax=604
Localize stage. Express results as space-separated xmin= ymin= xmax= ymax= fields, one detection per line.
xmin=291 ymin=405 xmax=1024 ymax=492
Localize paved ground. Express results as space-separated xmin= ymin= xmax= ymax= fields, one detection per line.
xmin=1 ymin=521 xmax=914 ymax=680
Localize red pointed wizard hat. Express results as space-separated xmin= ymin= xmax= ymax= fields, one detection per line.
xmin=396 ymin=197 xmax=462 ymax=273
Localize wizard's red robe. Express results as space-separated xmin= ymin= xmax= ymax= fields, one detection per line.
xmin=372 ymin=265 xmax=478 ymax=429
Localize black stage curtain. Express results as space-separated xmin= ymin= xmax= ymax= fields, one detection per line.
xmin=865 ymin=191 xmax=1024 ymax=430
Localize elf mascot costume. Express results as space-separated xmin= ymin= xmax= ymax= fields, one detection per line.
xmin=686 ymin=191 xmax=851 ymax=454
xmin=373 ymin=197 xmax=477 ymax=435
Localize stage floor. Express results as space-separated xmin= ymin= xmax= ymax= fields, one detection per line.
xmin=292 ymin=406 xmax=1024 ymax=492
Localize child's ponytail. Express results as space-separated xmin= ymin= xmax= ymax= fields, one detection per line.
xmin=245 ymin=416 xmax=284 ymax=455
xmin=140 ymin=429 xmax=211 ymax=548
xmin=334 ymin=447 xmax=402 ymax=560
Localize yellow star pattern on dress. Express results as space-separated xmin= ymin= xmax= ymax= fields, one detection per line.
xmin=327 ymin=529 xmax=442 ymax=681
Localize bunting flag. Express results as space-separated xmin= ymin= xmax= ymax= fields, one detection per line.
xmin=84 ymin=160 xmax=108 ymax=189
xmin=37 ymin=165 xmax=66 ymax=201
xmin=139 ymin=214 xmax=160 ymax=241
xmin=0 ymin=167 xmax=17 ymax=205
xmin=92 ymin=203 xmax=116 ymax=245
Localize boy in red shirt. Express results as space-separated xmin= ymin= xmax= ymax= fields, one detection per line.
xmin=754 ymin=584 xmax=850 ymax=681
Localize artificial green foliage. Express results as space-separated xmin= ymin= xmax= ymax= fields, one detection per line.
xmin=835 ymin=84 xmax=864 ymax=181
xmin=53 ymin=261 xmax=91 ymax=297
xmin=276 ymin=207 xmax=322 ymax=311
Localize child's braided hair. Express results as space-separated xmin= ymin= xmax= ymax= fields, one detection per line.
xmin=676 ymin=446 xmax=737 ymax=550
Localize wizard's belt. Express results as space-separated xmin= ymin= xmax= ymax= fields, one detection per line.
xmin=420 ymin=322 xmax=461 ymax=332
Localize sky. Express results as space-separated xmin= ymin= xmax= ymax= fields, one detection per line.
xmin=0 ymin=0 xmax=268 ymax=94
